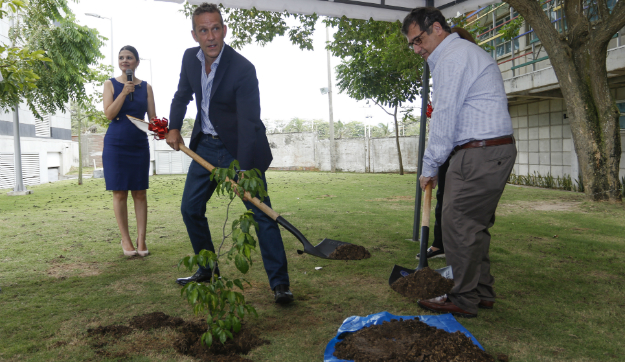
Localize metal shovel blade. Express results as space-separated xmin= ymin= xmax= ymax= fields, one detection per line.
xmin=388 ymin=265 xmax=453 ymax=286
xmin=305 ymin=238 xmax=351 ymax=258
xmin=277 ymin=216 xmax=350 ymax=259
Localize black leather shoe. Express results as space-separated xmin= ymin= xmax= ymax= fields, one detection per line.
xmin=176 ymin=268 xmax=219 ymax=286
xmin=273 ymin=284 xmax=294 ymax=304
xmin=416 ymin=247 xmax=445 ymax=259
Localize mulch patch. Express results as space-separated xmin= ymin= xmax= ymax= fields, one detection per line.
xmin=87 ymin=324 xmax=133 ymax=338
xmin=328 ymin=244 xmax=372 ymax=260
xmin=129 ymin=311 xmax=185 ymax=330
xmin=333 ymin=318 xmax=497 ymax=362
xmin=391 ymin=267 xmax=454 ymax=300
xmin=85 ymin=312 xmax=268 ymax=361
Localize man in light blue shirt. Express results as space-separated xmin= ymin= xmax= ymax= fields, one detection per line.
xmin=402 ymin=7 xmax=516 ymax=318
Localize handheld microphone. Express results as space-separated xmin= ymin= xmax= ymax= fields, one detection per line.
xmin=126 ymin=69 xmax=134 ymax=101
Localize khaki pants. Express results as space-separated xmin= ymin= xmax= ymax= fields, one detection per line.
xmin=443 ymin=143 xmax=516 ymax=314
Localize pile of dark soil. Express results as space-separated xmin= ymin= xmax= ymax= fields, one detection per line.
xmin=174 ymin=320 xmax=269 ymax=362
xmin=391 ymin=267 xmax=454 ymax=300
xmin=87 ymin=324 xmax=133 ymax=338
xmin=85 ymin=312 xmax=268 ymax=361
xmin=130 ymin=311 xmax=184 ymax=330
xmin=328 ymin=244 xmax=372 ymax=260
xmin=333 ymin=318 xmax=496 ymax=362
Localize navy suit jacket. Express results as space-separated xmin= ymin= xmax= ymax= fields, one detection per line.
xmin=169 ymin=45 xmax=273 ymax=172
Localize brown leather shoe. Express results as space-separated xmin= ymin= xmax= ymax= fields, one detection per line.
xmin=418 ymin=294 xmax=477 ymax=318
xmin=479 ymin=300 xmax=495 ymax=309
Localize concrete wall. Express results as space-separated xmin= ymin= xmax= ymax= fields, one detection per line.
xmin=510 ymin=85 xmax=625 ymax=180
xmin=151 ymin=132 xmax=419 ymax=175
xmin=267 ymin=132 xmax=419 ymax=173
xmin=268 ymin=133 xmax=318 ymax=169
xmin=72 ymin=134 xmax=157 ymax=175
xmin=72 ymin=134 xmax=104 ymax=168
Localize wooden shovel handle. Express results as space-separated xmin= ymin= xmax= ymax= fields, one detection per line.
xmin=422 ymin=183 xmax=432 ymax=227
xmin=178 ymin=144 xmax=280 ymax=221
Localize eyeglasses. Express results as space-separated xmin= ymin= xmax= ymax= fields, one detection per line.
xmin=408 ymin=29 xmax=427 ymax=49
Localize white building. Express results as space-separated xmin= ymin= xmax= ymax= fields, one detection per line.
xmin=0 ymin=17 xmax=74 ymax=190
xmin=476 ymin=2 xmax=625 ymax=180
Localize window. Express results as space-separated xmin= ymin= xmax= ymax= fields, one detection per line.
xmin=617 ymin=101 xmax=625 ymax=129
xmin=494 ymin=16 xmax=520 ymax=58
xmin=35 ymin=115 xmax=51 ymax=137
xmin=479 ymin=14 xmax=520 ymax=59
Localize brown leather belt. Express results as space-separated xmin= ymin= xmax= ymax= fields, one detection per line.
xmin=453 ymin=136 xmax=514 ymax=154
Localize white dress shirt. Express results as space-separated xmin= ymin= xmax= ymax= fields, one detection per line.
xmin=196 ymin=45 xmax=225 ymax=135
xmin=422 ymin=32 xmax=513 ymax=177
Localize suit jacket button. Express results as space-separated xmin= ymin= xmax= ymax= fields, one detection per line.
xmin=116 ymin=117 xmax=119 ymax=120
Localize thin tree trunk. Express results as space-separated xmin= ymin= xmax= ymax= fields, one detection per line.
xmin=393 ymin=105 xmax=404 ymax=175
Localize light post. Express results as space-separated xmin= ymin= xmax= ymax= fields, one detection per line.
xmin=140 ymin=58 xmax=153 ymax=86
xmin=324 ymin=24 xmax=336 ymax=172
xmin=85 ymin=13 xmax=114 ymax=75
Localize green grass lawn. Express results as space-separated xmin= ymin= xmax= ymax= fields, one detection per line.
xmin=0 ymin=172 xmax=624 ymax=361
xmin=65 ymin=166 xmax=94 ymax=175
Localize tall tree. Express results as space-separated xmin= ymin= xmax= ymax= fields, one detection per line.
xmin=1 ymin=0 xmax=107 ymax=119
xmin=327 ymin=17 xmax=424 ymax=175
xmin=500 ymin=0 xmax=624 ymax=201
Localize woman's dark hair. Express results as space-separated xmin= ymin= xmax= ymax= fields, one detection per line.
xmin=119 ymin=45 xmax=139 ymax=61
xmin=401 ymin=7 xmax=451 ymax=36
xmin=451 ymin=27 xmax=477 ymax=44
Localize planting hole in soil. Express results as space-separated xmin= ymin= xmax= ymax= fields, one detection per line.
xmin=333 ymin=318 xmax=496 ymax=362
xmin=391 ymin=267 xmax=454 ymax=300
xmin=328 ymin=244 xmax=372 ymax=260
xmin=85 ymin=312 xmax=268 ymax=361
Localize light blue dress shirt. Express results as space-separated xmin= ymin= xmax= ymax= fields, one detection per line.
xmin=196 ymin=45 xmax=225 ymax=135
xmin=422 ymin=32 xmax=513 ymax=177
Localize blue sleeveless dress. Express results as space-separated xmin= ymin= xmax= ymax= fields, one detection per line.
xmin=102 ymin=78 xmax=150 ymax=191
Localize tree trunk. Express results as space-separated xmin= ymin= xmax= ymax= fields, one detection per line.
xmin=393 ymin=105 xmax=404 ymax=175
xmin=505 ymin=0 xmax=624 ymax=201
xmin=565 ymin=41 xmax=621 ymax=201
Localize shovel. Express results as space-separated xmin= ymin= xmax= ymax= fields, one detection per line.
xmin=128 ymin=115 xmax=351 ymax=259
xmin=388 ymin=184 xmax=453 ymax=285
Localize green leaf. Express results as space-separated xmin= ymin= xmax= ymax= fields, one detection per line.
xmin=234 ymin=254 xmax=249 ymax=274
xmin=201 ymin=331 xmax=213 ymax=347
xmin=233 ymin=279 xmax=244 ymax=290
xmin=233 ymin=316 xmax=242 ymax=333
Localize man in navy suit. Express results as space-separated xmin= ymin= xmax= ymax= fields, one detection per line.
xmin=166 ymin=3 xmax=293 ymax=304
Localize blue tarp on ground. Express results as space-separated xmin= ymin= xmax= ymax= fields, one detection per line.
xmin=324 ymin=311 xmax=484 ymax=362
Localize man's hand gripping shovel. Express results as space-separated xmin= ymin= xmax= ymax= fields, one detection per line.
xmin=127 ymin=115 xmax=353 ymax=259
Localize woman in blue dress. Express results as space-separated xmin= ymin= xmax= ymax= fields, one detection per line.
xmin=102 ymin=45 xmax=156 ymax=257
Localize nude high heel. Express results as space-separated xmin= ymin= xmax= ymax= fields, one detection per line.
xmin=137 ymin=238 xmax=149 ymax=257
xmin=121 ymin=240 xmax=137 ymax=256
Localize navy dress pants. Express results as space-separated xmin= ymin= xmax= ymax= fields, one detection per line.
xmin=180 ymin=134 xmax=289 ymax=290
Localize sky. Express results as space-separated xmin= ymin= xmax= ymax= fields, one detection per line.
xmin=69 ymin=0 xmax=421 ymax=129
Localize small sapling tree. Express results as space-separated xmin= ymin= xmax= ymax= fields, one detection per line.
xmin=178 ymin=160 xmax=267 ymax=347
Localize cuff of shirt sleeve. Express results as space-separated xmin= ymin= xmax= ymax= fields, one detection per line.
xmin=421 ymin=164 xmax=438 ymax=178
